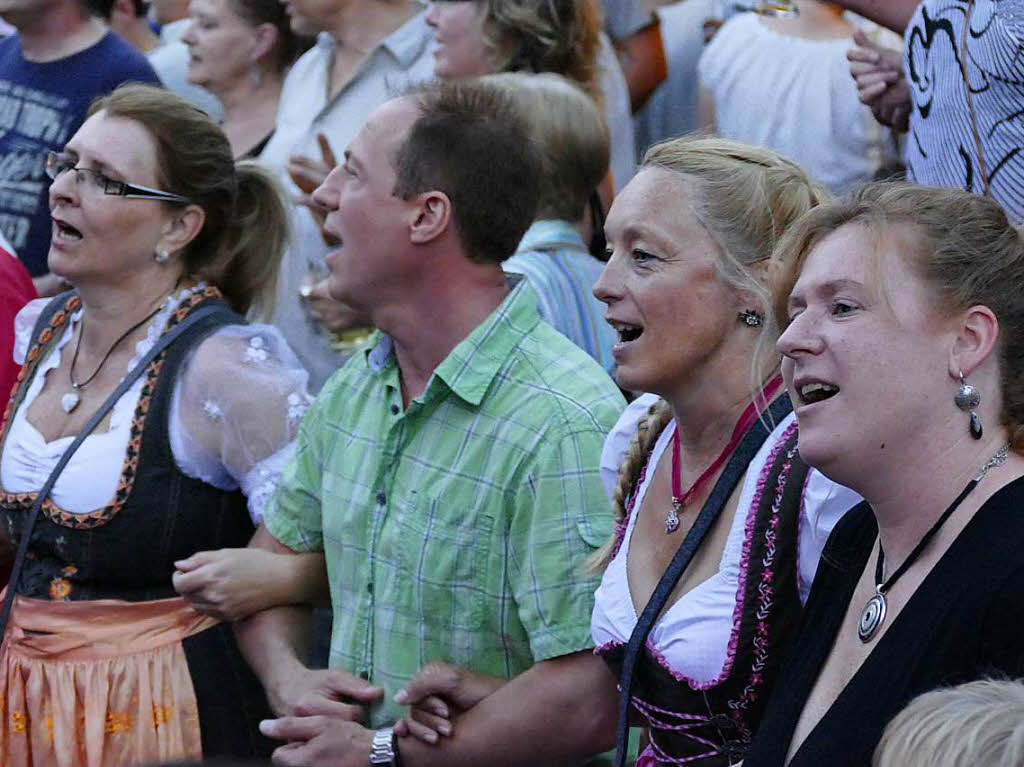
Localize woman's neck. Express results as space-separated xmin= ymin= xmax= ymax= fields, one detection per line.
xmin=859 ymin=431 xmax=1019 ymax=567
xmin=666 ymin=367 xmax=779 ymax=471
xmin=74 ymin=271 xmax=183 ymax=354
xmin=216 ymin=70 xmax=283 ymax=156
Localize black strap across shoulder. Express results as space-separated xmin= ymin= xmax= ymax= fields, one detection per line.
xmin=613 ymin=395 xmax=793 ymax=767
xmin=0 ymin=302 xmax=231 ymax=639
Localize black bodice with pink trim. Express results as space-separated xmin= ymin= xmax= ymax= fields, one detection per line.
xmin=599 ymin=424 xmax=809 ymax=766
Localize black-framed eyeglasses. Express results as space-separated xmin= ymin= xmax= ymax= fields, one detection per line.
xmin=44 ymin=151 xmax=190 ymax=204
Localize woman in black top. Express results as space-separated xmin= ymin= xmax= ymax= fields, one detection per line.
xmin=743 ymin=182 xmax=1024 ymax=767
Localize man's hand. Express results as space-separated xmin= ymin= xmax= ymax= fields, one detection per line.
xmin=260 ymin=715 xmax=375 ymax=767
xmin=847 ymin=28 xmax=911 ymax=131
xmin=269 ymin=666 xmax=384 ymax=719
xmin=393 ymin=662 xmax=505 ymax=744
xmin=288 ymin=133 xmax=339 ymax=245
xmin=300 ymin=277 xmax=371 ymax=335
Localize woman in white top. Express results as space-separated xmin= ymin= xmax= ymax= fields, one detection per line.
xmin=698 ymin=1 xmax=899 ymax=195
xmin=0 ymin=84 xmax=310 ymax=766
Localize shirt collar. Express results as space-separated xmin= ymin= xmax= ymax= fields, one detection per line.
xmin=363 ymin=276 xmax=540 ymax=406
xmin=516 ymin=219 xmax=587 ymax=253
xmin=370 ymin=10 xmax=431 ymax=68
xmin=317 ymin=11 xmax=428 ymax=74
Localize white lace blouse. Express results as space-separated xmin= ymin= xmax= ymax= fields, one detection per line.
xmin=1 ymin=288 xmax=313 ymax=523
xmin=591 ymin=393 xmax=862 ymax=685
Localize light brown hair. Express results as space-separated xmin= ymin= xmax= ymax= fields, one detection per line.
xmin=589 ymin=136 xmax=825 ymax=572
xmin=874 ymin=678 xmax=1024 ymax=767
xmin=89 ymin=84 xmax=288 ymax=318
xmin=481 ymin=72 xmax=608 ymax=223
xmin=772 ymin=182 xmax=1024 ymax=455
xmin=477 ymin=0 xmax=603 ymax=104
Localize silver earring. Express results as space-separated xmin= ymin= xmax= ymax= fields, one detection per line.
xmin=249 ymin=65 xmax=263 ymax=87
xmin=155 ymin=248 xmax=170 ymax=264
xmin=738 ymin=310 xmax=763 ymax=327
xmin=955 ymin=369 xmax=983 ymax=440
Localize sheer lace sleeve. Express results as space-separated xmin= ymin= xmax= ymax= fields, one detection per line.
xmin=170 ymin=324 xmax=314 ymax=524
xmin=12 ymin=297 xmax=50 ymax=365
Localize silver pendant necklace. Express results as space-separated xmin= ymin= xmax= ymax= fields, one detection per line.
xmin=858 ymin=444 xmax=1010 ymax=643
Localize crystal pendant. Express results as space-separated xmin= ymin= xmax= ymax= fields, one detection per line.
xmin=61 ymin=391 xmax=80 ymax=414
xmin=665 ymin=499 xmax=681 ymax=534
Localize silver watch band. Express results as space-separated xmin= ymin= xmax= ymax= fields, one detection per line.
xmin=369 ymin=726 xmax=396 ymax=766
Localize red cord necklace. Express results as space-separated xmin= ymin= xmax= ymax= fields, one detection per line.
xmin=665 ymin=376 xmax=784 ymax=534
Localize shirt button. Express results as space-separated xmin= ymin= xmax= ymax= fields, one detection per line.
xmin=366 ymin=582 xmax=374 ymax=594
xmin=376 ymin=491 xmax=386 ymax=505
xmin=390 ymin=404 xmax=399 ymax=415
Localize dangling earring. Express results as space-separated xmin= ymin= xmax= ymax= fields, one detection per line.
xmin=955 ymin=369 xmax=983 ymax=440
xmin=155 ymin=248 xmax=170 ymax=264
xmin=738 ymin=309 xmax=763 ymax=327
xmin=249 ymin=64 xmax=263 ymax=88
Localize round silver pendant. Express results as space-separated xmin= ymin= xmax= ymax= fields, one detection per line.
xmin=858 ymin=592 xmax=887 ymax=643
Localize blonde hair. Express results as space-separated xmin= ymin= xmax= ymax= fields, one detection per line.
xmin=772 ymin=182 xmax=1024 ymax=455
xmin=480 ymin=72 xmax=608 ymax=222
xmin=874 ymin=679 xmax=1024 ymax=767
xmin=587 ymin=136 xmax=825 ymax=572
xmin=89 ymin=84 xmax=288 ymax=319
xmin=478 ymin=0 xmax=603 ymax=105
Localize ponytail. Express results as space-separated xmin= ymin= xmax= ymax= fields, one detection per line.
xmin=194 ymin=162 xmax=289 ymax=319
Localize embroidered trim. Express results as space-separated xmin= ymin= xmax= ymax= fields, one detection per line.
xmin=725 ymin=421 xmax=799 ymax=739
xmin=0 ymin=287 xmax=222 ymax=530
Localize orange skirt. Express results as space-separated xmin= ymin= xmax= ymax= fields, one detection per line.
xmin=0 ymin=593 xmax=219 ymax=767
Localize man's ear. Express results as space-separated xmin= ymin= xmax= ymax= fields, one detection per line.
xmin=409 ymin=191 xmax=451 ymax=245
xmin=949 ymin=304 xmax=1000 ymax=379
xmin=156 ymin=204 xmax=206 ymax=258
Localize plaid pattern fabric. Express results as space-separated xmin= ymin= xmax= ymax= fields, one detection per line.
xmin=264 ymin=280 xmax=624 ymax=727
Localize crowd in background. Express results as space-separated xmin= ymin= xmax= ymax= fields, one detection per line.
xmin=0 ymin=0 xmax=1024 ymax=766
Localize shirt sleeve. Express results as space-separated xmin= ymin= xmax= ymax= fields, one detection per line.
xmin=11 ymin=297 xmax=49 ymax=365
xmin=508 ymin=427 xmax=615 ymax=662
xmin=600 ymin=392 xmax=661 ymax=502
xmin=170 ymin=323 xmax=315 ymax=526
xmin=260 ymin=389 xmax=328 ymax=552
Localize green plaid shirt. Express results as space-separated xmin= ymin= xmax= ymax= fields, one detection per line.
xmin=264 ymin=281 xmax=624 ymax=727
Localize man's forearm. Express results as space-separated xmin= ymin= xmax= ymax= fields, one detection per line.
xmin=833 ymin=0 xmax=919 ymax=33
xmin=235 ymin=524 xmax=318 ymax=702
xmin=398 ymin=651 xmax=619 ymax=767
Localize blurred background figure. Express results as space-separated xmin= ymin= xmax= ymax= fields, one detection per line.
xmin=146 ymin=0 xmax=224 ymax=119
xmin=0 ymin=231 xmax=34 ymax=407
xmin=0 ymin=0 xmax=160 ymax=295
xmin=843 ymin=0 xmax=1024 ymax=224
xmin=487 ymin=72 xmax=617 ymax=374
xmin=257 ymin=0 xmax=431 ymax=391
xmin=874 ymin=678 xmax=1024 ymax=767
xmin=699 ymin=1 xmax=901 ymax=195
xmin=425 ymin=0 xmax=636 ymax=191
xmin=182 ymin=0 xmax=305 ymax=158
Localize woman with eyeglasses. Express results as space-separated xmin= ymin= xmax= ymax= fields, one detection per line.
xmin=0 ymin=83 xmax=310 ymax=765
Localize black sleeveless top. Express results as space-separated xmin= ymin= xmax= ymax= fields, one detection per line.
xmin=599 ymin=422 xmax=811 ymax=766
xmin=0 ymin=288 xmax=273 ymax=757
xmin=743 ymin=475 xmax=1024 ymax=767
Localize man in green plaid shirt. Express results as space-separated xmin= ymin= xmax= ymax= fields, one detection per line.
xmin=237 ymin=81 xmax=625 ymax=766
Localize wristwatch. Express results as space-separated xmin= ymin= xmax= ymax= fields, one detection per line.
xmin=369 ymin=727 xmax=397 ymax=766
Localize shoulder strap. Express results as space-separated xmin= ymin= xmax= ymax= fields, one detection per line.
xmin=0 ymin=302 xmax=230 ymax=638
xmin=25 ymin=291 xmax=75 ymax=351
xmin=613 ymin=396 xmax=793 ymax=767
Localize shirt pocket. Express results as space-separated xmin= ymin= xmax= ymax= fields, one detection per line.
xmin=387 ymin=491 xmax=497 ymax=638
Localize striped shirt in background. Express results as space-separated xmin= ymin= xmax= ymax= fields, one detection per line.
xmin=505 ymin=220 xmax=616 ymax=375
